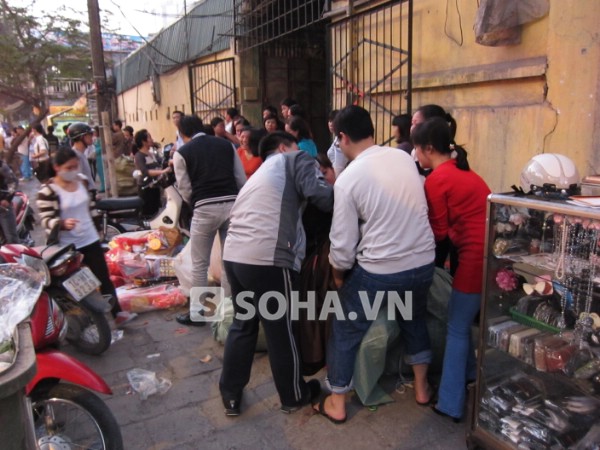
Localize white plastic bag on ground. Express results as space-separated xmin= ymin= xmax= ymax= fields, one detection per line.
xmin=126 ymin=368 xmax=171 ymax=400
xmin=173 ymin=235 xmax=222 ymax=296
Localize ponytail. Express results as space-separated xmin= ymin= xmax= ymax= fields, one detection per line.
xmin=445 ymin=113 xmax=457 ymax=139
xmin=451 ymin=142 xmax=470 ymax=171
xmin=412 ymin=117 xmax=471 ymax=171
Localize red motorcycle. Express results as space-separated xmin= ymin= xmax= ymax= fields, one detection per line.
xmin=0 ymin=263 xmax=123 ymax=449
xmin=1 ymin=243 xmax=113 ymax=355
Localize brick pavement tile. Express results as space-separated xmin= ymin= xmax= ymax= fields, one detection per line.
xmin=62 ymin=304 xmax=470 ymax=450
xmin=168 ymin=352 xmax=221 ymax=379
xmin=118 ymin=420 xmax=154 ymax=450
xmin=132 ymin=404 xmax=214 ymax=449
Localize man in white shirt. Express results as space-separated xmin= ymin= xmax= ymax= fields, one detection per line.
xmin=171 ymin=110 xmax=185 ymax=151
xmin=313 ymin=105 xmax=436 ymax=424
xmin=67 ymin=123 xmax=96 ymax=190
xmin=31 ymin=124 xmax=50 ymax=182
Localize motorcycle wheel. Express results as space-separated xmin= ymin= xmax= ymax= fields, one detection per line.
xmin=98 ymin=221 xmax=125 ymax=244
xmin=31 ymin=383 xmax=123 ymax=450
xmin=53 ymin=292 xmax=112 ymax=355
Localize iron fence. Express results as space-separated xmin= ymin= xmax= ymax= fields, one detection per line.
xmin=189 ymin=58 xmax=237 ymax=122
xmin=329 ymin=1 xmax=411 ymax=146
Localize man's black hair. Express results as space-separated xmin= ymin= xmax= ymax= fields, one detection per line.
xmin=280 ymin=98 xmax=297 ymax=108
xmin=53 ymin=147 xmax=78 ymax=166
xmin=264 ymin=105 xmax=278 ymax=116
xmin=258 ymin=131 xmax=297 ymax=161
xmin=248 ymin=127 xmax=268 ymax=157
xmin=226 ymin=107 xmax=239 ymax=118
xmin=179 ymin=115 xmax=204 ymax=139
xmin=113 ymin=119 xmax=123 ymax=129
xmin=333 ymin=105 xmax=374 ymax=142
xmin=210 ymin=117 xmax=224 ymax=128
xmin=392 ymin=113 xmax=411 ymax=143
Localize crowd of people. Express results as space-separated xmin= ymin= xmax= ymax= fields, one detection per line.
xmin=166 ymin=100 xmax=490 ymax=424
xmin=1 ymin=98 xmax=490 ymax=424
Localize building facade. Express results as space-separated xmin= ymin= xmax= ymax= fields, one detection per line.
xmin=115 ymin=0 xmax=600 ymax=192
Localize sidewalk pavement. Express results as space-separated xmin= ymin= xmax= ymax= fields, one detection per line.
xmin=21 ymin=177 xmax=468 ymax=449
xmin=65 ymin=307 xmax=468 ymax=450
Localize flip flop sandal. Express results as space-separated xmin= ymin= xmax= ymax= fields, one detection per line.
xmin=313 ymin=395 xmax=347 ymax=425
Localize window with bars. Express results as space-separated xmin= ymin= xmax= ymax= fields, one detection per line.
xmin=189 ymin=59 xmax=237 ymax=122
xmin=234 ymin=0 xmax=328 ymax=52
xmin=329 ymin=1 xmax=411 ymax=147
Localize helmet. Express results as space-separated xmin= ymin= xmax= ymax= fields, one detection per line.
xmin=67 ymin=122 xmax=93 ymax=141
xmin=520 ymin=153 xmax=580 ymax=196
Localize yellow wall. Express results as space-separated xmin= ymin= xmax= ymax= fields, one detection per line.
xmin=332 ymin=0 xmax=600 ymax=192
xmin=116 ymin=49 xmax=234 ymax=145
xmin=409 ymin=0 xmax=600 ymax=191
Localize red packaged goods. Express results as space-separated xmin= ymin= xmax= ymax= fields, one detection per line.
xmin=105 ymin=248 xmax=152 ymax=281
xmin=110 ymin=234 xmax=148 ymax=252
xmin=117 ymin=284 xmax=187 ymax=313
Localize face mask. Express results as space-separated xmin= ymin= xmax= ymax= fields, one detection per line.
xmin=59 ymin=170 xmax=79 ymax=182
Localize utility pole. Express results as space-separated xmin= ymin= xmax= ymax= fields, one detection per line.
xmin=87 ymin=0 xmax=116 ymax=196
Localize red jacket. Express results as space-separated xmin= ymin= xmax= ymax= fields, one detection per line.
xmin=424 ymin=159 xmax=491 ymax=293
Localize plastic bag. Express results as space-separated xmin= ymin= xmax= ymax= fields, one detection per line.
xmin=105 ymin=247 xmax=152 ymax=281
xmin=117 ymin=283 xmax=187 ymax=312
xmin=474 ymin=0 xmax=549 ymax=46
xmin=173 ymin=236 xmax=222 ymax=297
xmin=145 ymin=227 xmax=182 ymax=256
xmin=114 ymin=155 xmax=138 ymax=196
xmin=109 ymin=230 xmax=151 ymax=252
xmin=0 ymin=264 xmax=44 ymax=344
xmin=126 ymin=368 xmax=171 ymax=400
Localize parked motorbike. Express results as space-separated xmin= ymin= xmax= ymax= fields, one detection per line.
xmin=13 ymin=191 xmax=35 ymax=246
xmin=0 ymin=263 xmax=124 ymax=449
xmin=96 ymin=145 xmax=190 ymax=244
xmin=0 ymin=189 xmax=35 ymax=246
xmin=0 ymin=243 xmax=113 ymax=355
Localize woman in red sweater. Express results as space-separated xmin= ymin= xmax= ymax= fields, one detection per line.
xmin=412 ymin=117 xmax=491 ymax=422
xmin=236 ymin=126 xmax=262 ymax=178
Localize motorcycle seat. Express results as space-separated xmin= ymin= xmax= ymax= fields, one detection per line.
xmin=96 ymin=196 xmax=143 ymax=212
xmin=36 ymin=244 xmax=76 ymax=265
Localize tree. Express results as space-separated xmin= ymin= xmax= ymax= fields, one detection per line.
xmin=0 ymin=0 xmax=92 ymax=165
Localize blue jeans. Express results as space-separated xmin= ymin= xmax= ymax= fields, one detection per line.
xmin=20 ymin=154 xmax=31 ymax=179
xmin=190 ymin=201 xmax=232 ymax=296
xmin=436 ymin=289 xmax=481 ymax=419
xmin=326 ymin=262 xmax=435 ymax=394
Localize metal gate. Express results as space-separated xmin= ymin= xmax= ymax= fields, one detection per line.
xmin=189 ymin=58 xmax=237 ymax=122
xmin=329 ymin=1 xmax=412 ymax=146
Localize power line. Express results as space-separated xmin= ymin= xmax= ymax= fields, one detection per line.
xmin=109 ymin=0 xmax=182 ymax=65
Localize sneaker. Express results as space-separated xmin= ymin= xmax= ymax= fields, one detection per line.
xmin=115 ymin=311 xmax=138 ymax=328
xmin=222 ymin=397 xmax=241 ymax=416
xmin=280 ymin=379 xmax=321 ymax=413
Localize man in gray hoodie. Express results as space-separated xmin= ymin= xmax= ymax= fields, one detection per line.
xmin=219 ymin=131 xmax=333 ymax=417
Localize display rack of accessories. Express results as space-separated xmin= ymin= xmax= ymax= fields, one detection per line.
xmin=467 ymin=193 xmax=600 ymax=450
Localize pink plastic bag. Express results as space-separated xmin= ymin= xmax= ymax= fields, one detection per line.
xmin=117 ymin=284 xmax=187 ymax=313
